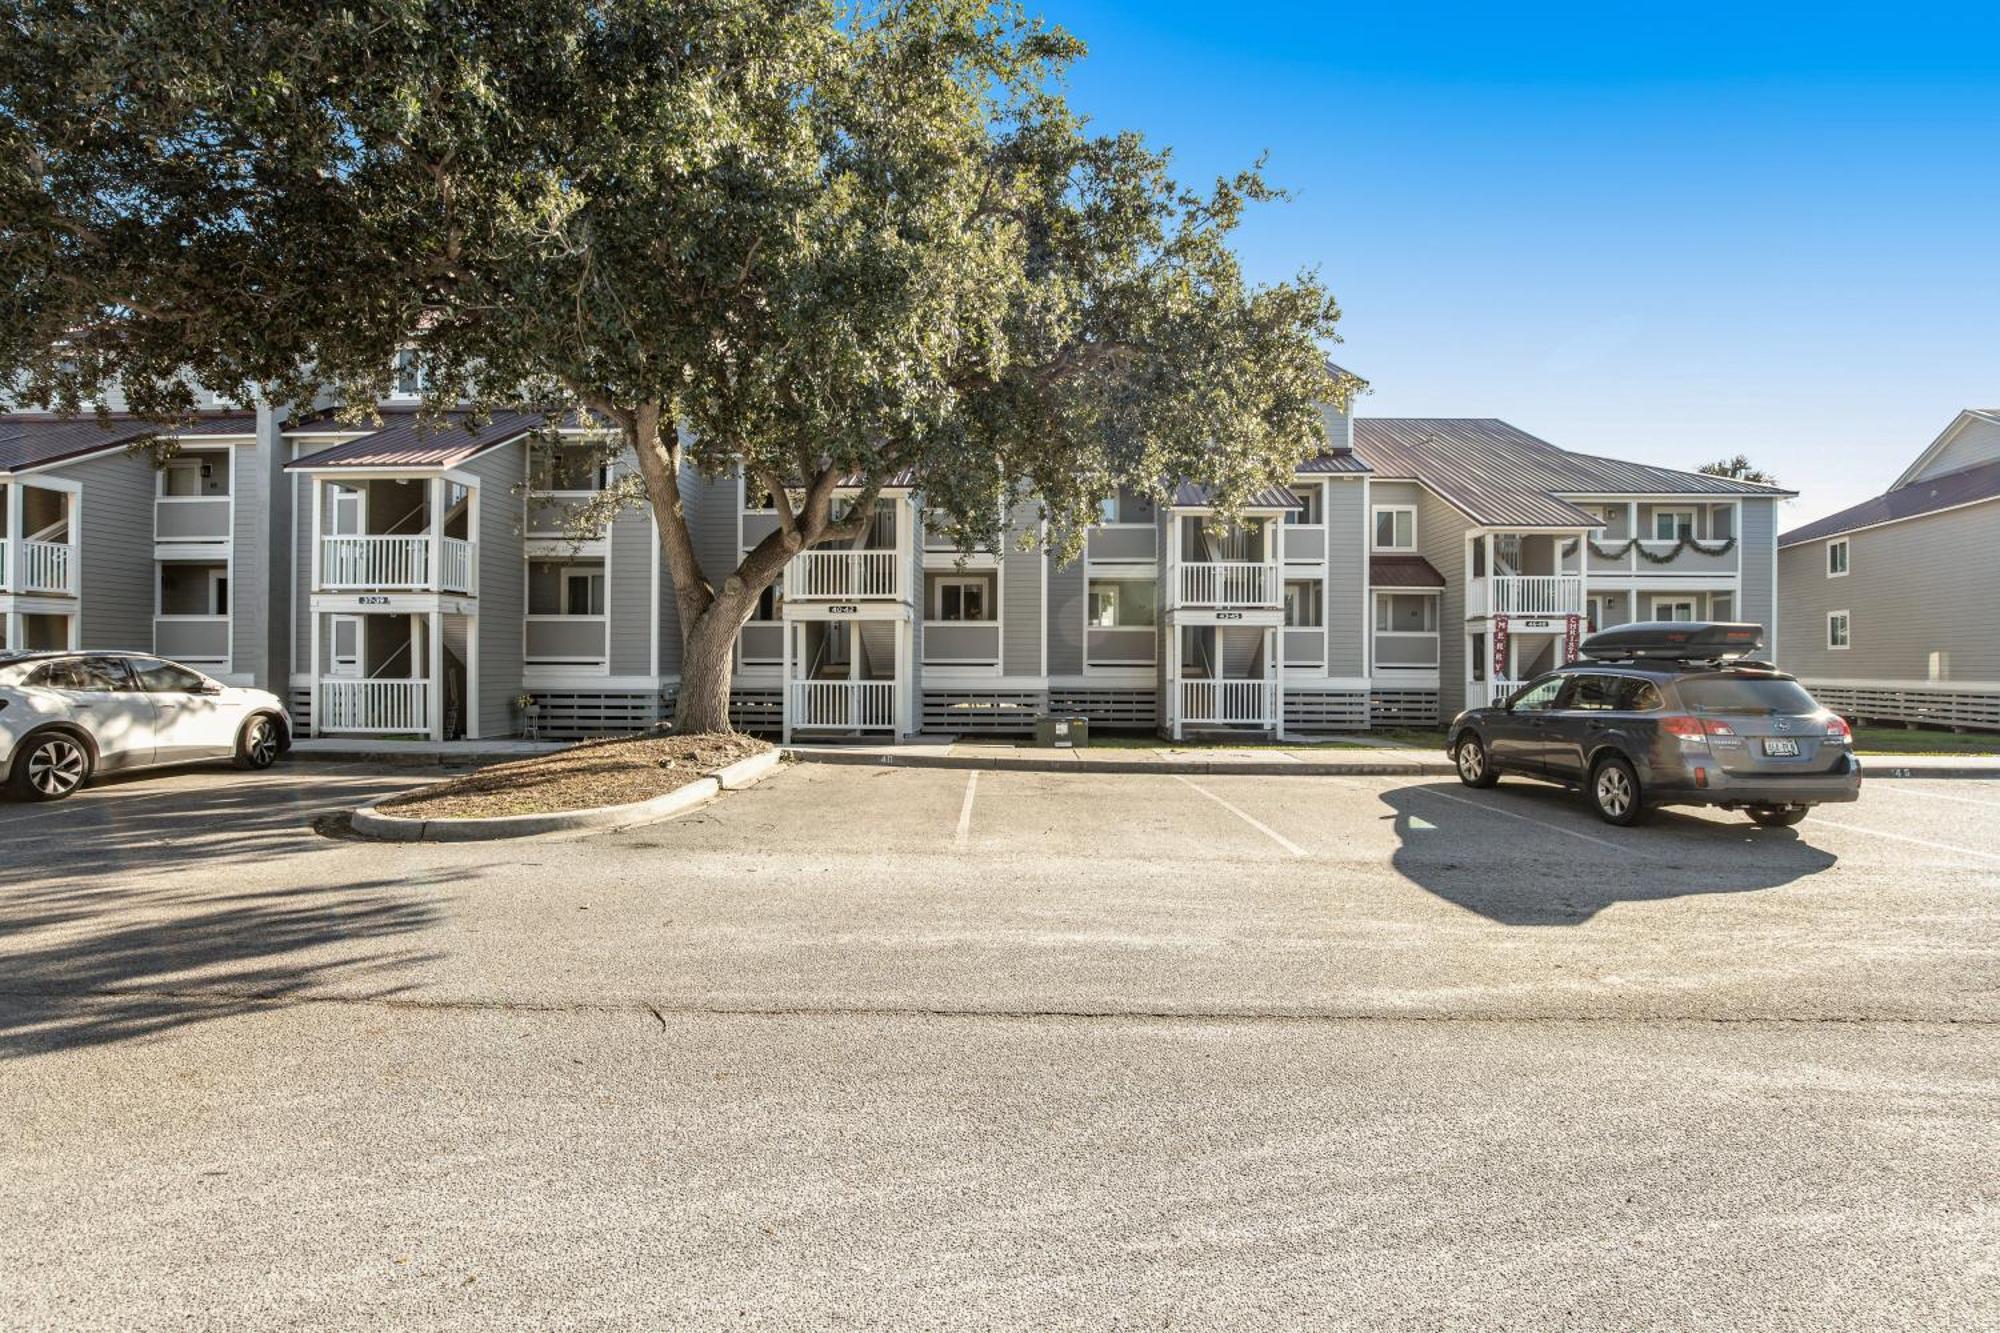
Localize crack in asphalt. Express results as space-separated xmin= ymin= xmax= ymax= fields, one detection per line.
xmin=0 ymin=986 xmax=1990 ymax=1028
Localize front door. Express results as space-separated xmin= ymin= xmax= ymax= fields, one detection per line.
xmin=128 ymin=656 xmax=240 ymax=762
xmin=328 ymin=615 xmax=364 ymax=678
xmin=1486 ymin=674 xmax=1567 ymax=774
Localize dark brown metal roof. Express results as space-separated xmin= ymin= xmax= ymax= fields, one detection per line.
xmin=1171 ymin=481 xmax=1303 ymax=509
xmin=285 ymin=410 xmax=547 ymax=470
xmin=1369 ymin=554 xmax=1446 ymax=588
xmin=1779 ymin=455 xmax=2000 ymax=546
xmin=0 ymin=413 xmax=257 ymax=473
xmin=1351 ymin=419 xmax=1791 ymax=529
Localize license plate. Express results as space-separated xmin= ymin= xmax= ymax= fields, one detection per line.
xmin=1762 ymin=737 xmax=1801 ymax=757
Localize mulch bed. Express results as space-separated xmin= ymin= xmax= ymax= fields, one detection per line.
xmin=377 ymin=731 xmax=771 ymax=820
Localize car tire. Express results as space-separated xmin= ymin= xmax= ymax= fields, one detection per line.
xmin=1454 ymin=734 xmax=1499 ymax=788
xmin=1588 ymin=755 xmax=1646 ymax=826
xmin=9 ymin=730 xmax=93 ymax=801
xmin=1747 ymin=804 xmax=1810 ymax=828
xmin=234 ymin=714 xmax=284 ymax=771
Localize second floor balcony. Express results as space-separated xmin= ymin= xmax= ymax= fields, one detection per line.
xmin=313 ymin=475 xmax=476 ymax=595
xmin=1 ymin=538 xmax=78 ymax=596
xmin=1176 ymin=559 xmax=1280 ymax=610
xmin=787 ymin=548 xmax=902 ymax=601
xmin=1469 ymin=574 xmax=1585 ymax=618
xmin=320 ymin=534 xmax=476 ymax=594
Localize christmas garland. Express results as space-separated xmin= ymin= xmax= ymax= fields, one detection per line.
xmin=1563 ymin=535 xmax=1738 ymax=563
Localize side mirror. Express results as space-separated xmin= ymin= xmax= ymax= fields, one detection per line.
xmin=199 ymin=679 xmax=225 ymax=695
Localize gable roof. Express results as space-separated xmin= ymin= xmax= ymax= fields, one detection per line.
xmin=1889 ymin=408 xmax=2000 ymax=491
xmin=1369 ymin=554 xmax=1446 ymax=588
xmin=0 ymin=412 xmax=257 ymax=474
xmin=1346 ymin=419 xmax=1791 ymax=529
xmin=1297 ymin=449 xmax=1370 ymax=475
xmin=285 ymin=410 xmax=548 ymax=470
xmin=1170 ymin=481 xmax=1303 ymax=510
xmin=1779 ymin=454 xmax=2000 ymax=546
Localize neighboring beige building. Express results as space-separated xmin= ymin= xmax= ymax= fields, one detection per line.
xmin=1778 ymin=409 xmax=2000 ymax=730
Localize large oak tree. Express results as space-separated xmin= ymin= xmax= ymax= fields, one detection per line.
xmin=0 ymin=0 xmax=1346 ymax=732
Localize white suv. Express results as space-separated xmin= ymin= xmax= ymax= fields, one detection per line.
xmin=0 ymin=651 xmax=291 ymax=800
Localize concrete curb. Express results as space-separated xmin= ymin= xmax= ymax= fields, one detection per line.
xmin=351 ymin=747 xmax=785 ymax=842
xmin=780 ymin=748 xmax=1453 ymax=778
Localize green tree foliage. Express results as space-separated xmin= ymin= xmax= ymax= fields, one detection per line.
xmin=1699 ymin=455 xmax=1780 ymax=486
xmin=0 ymin=0 xmax=1346 ymax=730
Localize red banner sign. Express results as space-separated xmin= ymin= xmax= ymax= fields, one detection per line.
xmin=1563 ymin=613 xmax=1582 ymax=664
xmin=1492 ymin=614 xmax=1509 ymax=681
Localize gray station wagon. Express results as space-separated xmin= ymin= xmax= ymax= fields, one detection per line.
xmin=1445 ymin=622 xmax=1863 ymax=827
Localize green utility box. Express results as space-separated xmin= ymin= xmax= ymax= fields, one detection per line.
xmin=1034 ymin=715 xmax=1088 ymax=748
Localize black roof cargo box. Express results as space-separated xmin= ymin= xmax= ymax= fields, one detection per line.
xmin=1578 ymin=621 xmax=1765 ymax=662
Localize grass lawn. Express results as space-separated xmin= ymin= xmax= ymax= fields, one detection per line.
xmin=1851 ymin=726 xmax=2000 ymax=756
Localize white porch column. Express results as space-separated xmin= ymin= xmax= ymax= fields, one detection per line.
xmin=1169 ymin=629 xmax=1183 ymax=742
xmin=1270 ymin=624 xmax=1284 ymax=738
xmin=3 ymin=480 xmax=19 ymax=596
xmin=427 ymin=609 xmax=445 ymax=740
xmin=781 ymin=619 xmax=793 ymax=744
xmin=427 ymin=476 xmax=444 ymax=591
xmin=894 ymin=617 xmax=909 ymax=738
xmin=306 ymin=610 xmax=321 ymax=738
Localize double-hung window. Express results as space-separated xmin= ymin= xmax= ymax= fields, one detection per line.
xmin=1827 ymin=538 xmax=1849 ymax=577
xmin=1652 ymin=509 xmax=1696 ymax=541
xmin=932 ymin=576 xmax=990 ymax=622
xmin=1828 ymin=610 xmax=1851 ymax=650
xmin=1372 ymin=506 xmax=1416 ymax=551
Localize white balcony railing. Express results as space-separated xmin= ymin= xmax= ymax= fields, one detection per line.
xmin=319 ymin=679 xmax=430 ymax=734
xmin=1180 ymin=679 xmax=1275 ymax=726
xmin=788 ymin=549 xmax=901 ymax=600
xmin=1486 ymin=679 xmax=1525 ymax=707
xmin=790 ymin=679 xmax=896 ymax=730
xmin=322 ymin=536 xmax=429 ymax=589
xmin=19 ymin=540 xmax=76 ymax=595
xmin=1177 ymin=561 xmax=1278 ymax=608
xmin=1478 ymin=575 xmax=1584 ymax=617
xmin=319 ymin=536 xmax=475 ymax=593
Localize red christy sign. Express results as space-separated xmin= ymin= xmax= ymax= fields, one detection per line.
xmin=1563 ymin=613 xmax=1581 ymax=664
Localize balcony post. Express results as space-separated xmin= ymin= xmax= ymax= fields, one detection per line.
xmin=310 ymin=477 xmax=324 ymax=592
xmin=428 ymin=477 xmax=444 ymax=592
xmin=3 ymin=478 xmax=19 ymax=592
xmin=427 ymin=609 xmax=445 ymax=740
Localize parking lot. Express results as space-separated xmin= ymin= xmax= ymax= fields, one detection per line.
xmin=2 ymin=759 xmax=1995 ymax=1328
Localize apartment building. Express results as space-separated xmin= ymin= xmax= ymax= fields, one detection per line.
xmin=1 ymin=376 xmax=1792 ymax=741
xmin=1777 ymin=409 xmax=2000 ymax=730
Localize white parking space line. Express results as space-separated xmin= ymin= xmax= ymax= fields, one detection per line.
xmin=953 ymin=771 xmax=979 ymax=852
xmin=1874 ymin=784 xmax=2000 ymax=811
xmin=1406 ymin=786 xmax=1626 ymax=852
xmin=1805 ymin=815 xmax=2000 ymax=864
xmin=1171 ymin=775 xmax=1307 ymax=858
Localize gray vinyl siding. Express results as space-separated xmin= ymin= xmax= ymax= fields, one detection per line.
xmin=251 ymin=410 xmax=292 ymax=689
xmin=1738 ymin=498 xmax=1777 ymax=650
xmin=1046 ymin=550 xmax=1085 ymax=675
xmin=1777 ymin=499 xmax=2000 ymax=683
xmin=1324 ymin=478 xmax=1367 ymax=675
xmin=229 ymin=441 xmax=267 ymax=680
xmin=608 ymin=508 xmax=654 ymax=675
xmin=464 ymin=446 xmax=525 ymax=737
xmin=60 ymin=450 xmax=156 ymax=650
xmin=688 ymin=468 xmax=738 ymax=590
xmin=1415 ymin=489 xmax=1473 ymax=715
xmin=1910 ymin=416 xmax=2000 ymax=484
xmin=1369 ymin=480 xmax=1422 ymax=510
xmin=1002 ymin=501 xmax=1041 ymax=676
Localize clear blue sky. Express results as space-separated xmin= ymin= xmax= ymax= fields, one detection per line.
xmin=1045 ymin=1 xmax=2000 ymax=526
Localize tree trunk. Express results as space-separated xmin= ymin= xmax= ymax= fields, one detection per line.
xmin=674 ymin=605 xmax=743 ymax=735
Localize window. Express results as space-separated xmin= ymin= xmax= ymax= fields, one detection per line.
xmin=1508 ymin=676 xmax=1567 ymax=712
xmin=1566 ymin=675 xmax=1626 ymax=712
xmin=1372 ymin=506 xmax=1416 ymax=551
xmin=129 ymin=657 xmax=209 ymax=693
xmin=1828 ymin=610 xmax=1850 ymax=650
xmin=1097 ymin=496 xmax=1122 ymax=525
xmin=1682 ymin=676 xmax=1821 ymax=715
xmin=162 ymin=459 xmax=205 ymax=496
xmin=932 ymin=576 xmax=992 ymax=622
xmin=1652 ymin=598 xmax=1697 ymax=622
xmin=209 ymin=571 xmax=229 ymax=616
xmin=1286 ymin=486 xmax=1323 ymax=525
xmin=1652 ymin=509 xmax=1696 ymax=541
xmin=1088 ymin=579 xmax=1156 ymax=628
xmin=1827 ymin=538 xmax=1849 ymax=577
xmin=1710 ymin=593 xmax=1733 ymax=623
xmin=392 ymin=348 xmax=426 ymax=398
xmin=28 ymin=656 xmax=131 ymax=691
xmin=1284 ymin=580 xmax=1323 ymax=628
xmin=1471 ymin=632 xmax=1487 ymax=682
xmin=562 ymin=569 xmax=606 ymax=616
xmin=1374 ymin=592 xmax=1437 ymax=633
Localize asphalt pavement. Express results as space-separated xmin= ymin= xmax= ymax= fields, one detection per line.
xmin=0 ymin=760 xmax=1994 ymax=1329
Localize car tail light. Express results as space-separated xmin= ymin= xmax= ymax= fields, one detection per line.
xmin=1824 ymin=715 xmax=1852 ymax=742
xmin=1662 ymin=715 xmax=1732 ymax=741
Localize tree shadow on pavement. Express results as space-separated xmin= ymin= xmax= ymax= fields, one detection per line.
xmin=0 ymin=876 xmax=449 ymax=1059
xmin=1377 ymin=781 xmax=1840 ymax=925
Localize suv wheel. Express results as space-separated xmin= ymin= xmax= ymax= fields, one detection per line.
xmin=1589 ymin=755 xmax=1646 ymax=826
xmin=235 ymin=715 xmax=282 ymax=771
xmin=1747 ymin=804 xmax=1809 ymax=828
xmin=10 ymin=732 xmax=92 ymax=801
xmin=1455 ymin=734 xmax=1499 ymax=788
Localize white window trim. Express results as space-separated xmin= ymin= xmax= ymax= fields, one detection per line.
xmin=930 ymin=573 xmax=995 ymax=622
xmin=1652 ymin=597 xmax=1698 ymax=622
xmin=1827 ymin=537 xmax=1849 ymax=578
xmin=558 ymin=565 xmax=607 ymax=617
xmin=1372 ymin=505 xmax=1417 ymax=552
xmin=1651 ymin=507 xmax=1697 ymax=541
xmin=1828 ymin=609 xmax=1851 ymax=651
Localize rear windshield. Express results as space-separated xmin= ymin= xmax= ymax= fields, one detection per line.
xmin=1678 ymin=675 xmax=1818 ymax=715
